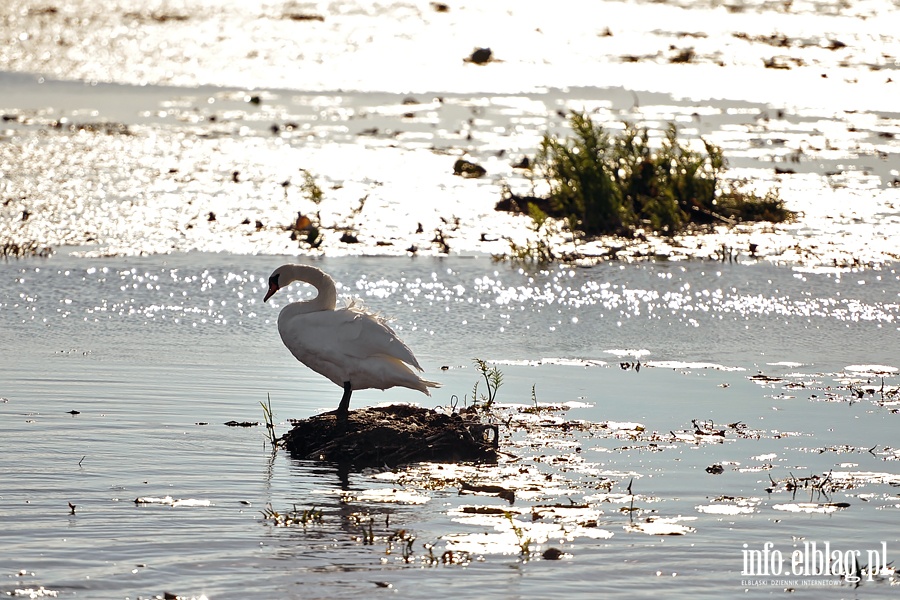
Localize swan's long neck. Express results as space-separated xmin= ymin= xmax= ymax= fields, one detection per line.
xmin=280 ymin=264 xmax=337 ymax=315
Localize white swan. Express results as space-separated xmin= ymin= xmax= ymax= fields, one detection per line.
xmin=263 ymin=264 xmax=440 ymax=425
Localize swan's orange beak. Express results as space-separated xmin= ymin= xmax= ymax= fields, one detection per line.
xmin=264 ymin=282 xmax=278 ymax=302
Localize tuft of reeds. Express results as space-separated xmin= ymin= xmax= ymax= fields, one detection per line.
xmin=529 ymin=112 xmax=794 ymax=238
xmin=260 ymin=503 xmax=323 ymax=527
xmin=386 ymin=529 xmax=417 ymax=563
xmin=260 ymin=394 xmax=278 ymax=448
xmin=504 ymin=512 xmax=534 ymax=560
xmin=1 ymin=240 xmax=52 ymax=259
xmin=520 ymin=384 xmax=545 ymax=414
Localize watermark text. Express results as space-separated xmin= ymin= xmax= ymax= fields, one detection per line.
xmin=742 ymin=541 xmax=888 ymax=584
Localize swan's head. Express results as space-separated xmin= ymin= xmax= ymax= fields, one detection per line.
xmin=263 ymin=271 xmax=281 ymax=302
xmin=263 ymin=264 xmax=334 ymax=307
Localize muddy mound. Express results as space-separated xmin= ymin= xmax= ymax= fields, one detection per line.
xmin=282 ymin=404 xmax=499 ymax=467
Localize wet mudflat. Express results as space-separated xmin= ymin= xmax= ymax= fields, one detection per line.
xmin=2 ymin=254 xmax=899 ymax=598
xmin=2 ymin=73 xmax=899 ymax=268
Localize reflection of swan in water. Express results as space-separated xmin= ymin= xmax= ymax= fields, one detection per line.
xmin=263 ymin=264 xmax=440 ymax=425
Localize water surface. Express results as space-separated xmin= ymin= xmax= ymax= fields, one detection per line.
xmin=2 ymin=254 xmax=899 ymax=598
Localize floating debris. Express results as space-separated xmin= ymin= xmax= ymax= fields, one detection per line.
xmin=772 ymin=502 xmax=850 ymax=514
xmin=696 ymin=504 xmax=755 ymax=515
xmin=696 ymin=497 xmax=759 ymax=515
xmin=831 ymin=471 xmax=900 ymax=487
xmin=283 ymin=12 xmax=324 ymax=22
xmin=692 ymin=419 xmax=725 ymax=437
xmin=7 ymin=587 xmax=59 ymax=598
xmin=752 ymin=453 xmax=778 ymax=461
xmin=624 ymin=517 xmax=697 ymax=536
xmin=134 ymin=496 xmax=212 ymax=507
xmin=337 ymin=488 xmax=430 ymax=505
xmin=458 ymin=482 xmax=515 ymax=504
xmin=845 ymin=364 xmax=898 ymax=375
xmin=645 ymin=361 xmax=745 ymax=372
xmin=749 ymin=373 xmax=783 ymax=383
xmin=159 ymin=593 xmax=208 ymax=600
xmin=459 ymin=505 xmax=508 ymax=515
xmin=542 ymin=547 xmax=567 ymax=560
xmin=670 ymin=419 xmax=731 ymax=444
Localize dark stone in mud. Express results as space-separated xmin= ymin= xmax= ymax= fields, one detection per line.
xmin=284 ymin=12 xmax=325 ymax=22
xmin=465 ymin=47 xmax=493 ymax=65
xmin=282 ymin=404 xmax=499 ymax=467
xmin=495 ymin=191 xmax=554 ymax=215
xmin=453 ymin=158 xmax=486 ymax=178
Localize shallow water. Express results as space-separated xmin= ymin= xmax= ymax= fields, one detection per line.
xmin=2 ymin=254 xmax=899 ymax=598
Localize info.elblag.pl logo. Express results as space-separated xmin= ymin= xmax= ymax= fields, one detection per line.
xmin=742 ymin=541 xmax=890 ymax=584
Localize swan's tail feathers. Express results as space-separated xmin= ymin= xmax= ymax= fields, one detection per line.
xmin=419 ymin=378 xmax=442 ymax=396
xmin=373 ymin=356 xmax=442 ymax=396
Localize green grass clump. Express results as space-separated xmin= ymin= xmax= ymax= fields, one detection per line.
xmin=533 ymin=112 xmax=793 ymax=237
xmin=471 ymin=358 xmax=503 ymax=410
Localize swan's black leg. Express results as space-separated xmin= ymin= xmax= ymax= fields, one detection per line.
xmin=336 ymin=381 xmax=352 ymax=430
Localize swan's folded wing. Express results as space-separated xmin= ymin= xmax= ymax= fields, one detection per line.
xmin=334 ymin=309 xmax=423 ymax=370
xmin=283 ymin=307 xmax=423 ymax=370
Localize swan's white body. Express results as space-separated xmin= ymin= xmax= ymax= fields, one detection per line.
xmin=263 ymin=264 xmax=439 ymax=419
